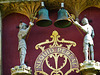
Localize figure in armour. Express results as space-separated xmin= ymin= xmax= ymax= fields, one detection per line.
xmin=18 ymin=21 xmax=34 ymax=66
xmin=73 ymin=17 xmax=95 ymax=62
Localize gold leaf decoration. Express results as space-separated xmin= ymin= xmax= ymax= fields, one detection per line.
xmin=0 ymin=0 xmax=100 ymax=18
xmin=0 ymin=1 xmax=41 ymax=20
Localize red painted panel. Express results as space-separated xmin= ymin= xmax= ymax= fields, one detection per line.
xmin=2 ymin=7 xmax=100 ymax=75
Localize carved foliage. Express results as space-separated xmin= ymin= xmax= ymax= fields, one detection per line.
xmin=44 ymin=0 xmax=100 ymax=17
xmin=0 ymin=1 xmax=40 ymax=19
xmin=0 ymin=0 xmax=100 ymax=18
xmin=64 ymin=0 xmax=100 ymax=17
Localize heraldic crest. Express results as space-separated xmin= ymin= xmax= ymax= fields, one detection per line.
xmin=34 ymin=30 xmax=79 ymax=75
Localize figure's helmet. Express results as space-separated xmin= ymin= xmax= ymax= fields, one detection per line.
xmin=81 ymin=17 xmax=89 ymax=25
xmin=19 ymin=22 xmax=27 ymax=29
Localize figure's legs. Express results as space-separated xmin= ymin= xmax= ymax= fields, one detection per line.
xmin=90 ymin=45 xmax=94 ymax=60
xmin=19 ymin=48 xmax=26 ymax=66
xmin=83 ymin=43 xmax=89 ymax=61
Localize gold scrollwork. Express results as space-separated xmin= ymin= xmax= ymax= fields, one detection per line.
xmin=65 ymin=68 xmax=79 ymax=75
xmin=35 ymin=30 xmax=76 ymax=52
xmin=34 ymin=46 xmax=79 ymax=75
xmin=45 ymin=53 xmax=67 ymax=75
xmin=34 ymin=31 xmax=79 ymax=75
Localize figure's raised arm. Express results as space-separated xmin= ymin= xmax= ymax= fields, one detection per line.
xmin=73 ymin=20 xmax=87 ymax=33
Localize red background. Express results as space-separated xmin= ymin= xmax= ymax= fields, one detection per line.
xmin=2 ymin=7 xmax=100 ymax=75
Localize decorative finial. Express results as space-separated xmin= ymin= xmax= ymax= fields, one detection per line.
xmin=61 ymin=2 xmax=64 ymax=8
xmin=41 ymin=2 xmax=45 ymax=7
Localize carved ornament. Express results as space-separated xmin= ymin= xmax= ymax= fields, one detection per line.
xmin=0 ymin=1 xmax=41 ymax=20
xmin=34 ymin=30 xmax=79 ymax=75
xmin=0 ymin=0 xmax=100 ymax=18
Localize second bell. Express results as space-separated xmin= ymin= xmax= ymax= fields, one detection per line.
xmin=54 ymin=8 xmax=72 ymax=28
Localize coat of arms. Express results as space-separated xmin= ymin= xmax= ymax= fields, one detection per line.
xmin=34 ymin=30 xmax=79 ymax=75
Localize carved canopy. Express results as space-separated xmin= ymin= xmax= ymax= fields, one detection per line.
xmin=0 ymin=0 xmax=100 ymax=19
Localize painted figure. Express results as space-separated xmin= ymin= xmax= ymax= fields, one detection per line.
xmin=73 ymin=17 xmax=95 ymax=62
xmin=18 ymin=21 xmax=34 ymax=66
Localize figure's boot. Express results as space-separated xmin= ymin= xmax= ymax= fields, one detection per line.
xmin=19 ymin=48 xmax=26 ymax=66
xmin=20 ymin=53 xmax=26 ymax=66
xmin=91 ymin=52 xmax=94 ymax=61
xmin=84 ymin=51 xmax=88 ymax=62
xmin=20 ymin=55 xmax=24 ymax=65
xmin=90 ymin=45 xmax=94 ymax=61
